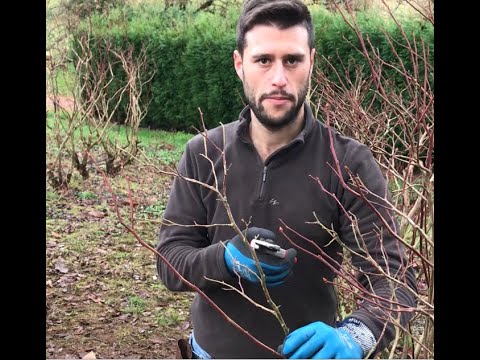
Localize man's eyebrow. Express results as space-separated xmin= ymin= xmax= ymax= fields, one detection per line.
xmin=283 ymin=54 xmax=306 ymax=60
xmin=251 ymin=53 xmax=306 ymax=60
xmin=251 ymin=53 xmax=272 ymax=60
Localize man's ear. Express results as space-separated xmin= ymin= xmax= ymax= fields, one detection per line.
xmin=309 ymin=48 xmax=316 ymax=77
xmin=233 ymin=50 xmax=244 ymax=81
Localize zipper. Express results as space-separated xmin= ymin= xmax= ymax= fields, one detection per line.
xmin=255 ymin=139 xmax=302 ymax=200
xmin=259 ymin=166 xmax=267 ymax=199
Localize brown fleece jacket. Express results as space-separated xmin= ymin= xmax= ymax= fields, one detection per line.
xmin=156 ymin=103 xmax=417 ymax=358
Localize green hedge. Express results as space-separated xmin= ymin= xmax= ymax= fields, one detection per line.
xmin=312 ymin=7 xmax=434 ymax=92
xmin=72 ymin=4 xmax=433 ymax=132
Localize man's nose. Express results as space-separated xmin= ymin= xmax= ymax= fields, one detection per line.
xmin=271 ymin=63 xmax=287 ymax=88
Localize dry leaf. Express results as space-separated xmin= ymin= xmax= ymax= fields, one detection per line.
xmin=54 ymin=260 xmax=69 ymax=274
xmin=180 ymin=321 xmax=191 ymax=331
xmin=88 ymin=211 xmax=106 ymax=218
xmin=121 ymin=199 xmax=138 ymax=206
xmin=87 ymin=294 xmax=103 ymax=304
xmin=82 ymin=351 xmax=97 ymax=359
xmin=151 ymin=337 xmax=166 ymax=344
xmin=51 ymin=232 xmax=62 ymax=238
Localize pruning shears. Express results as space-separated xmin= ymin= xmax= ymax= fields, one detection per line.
xmin=250 ymin=238 xmax=287 ymax=259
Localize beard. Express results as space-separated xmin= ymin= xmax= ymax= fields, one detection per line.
xmin=243 ymin=78 xmax=308 ymax=131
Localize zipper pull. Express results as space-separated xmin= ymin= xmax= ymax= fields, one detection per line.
xmin=262 ymin=166 xmax=267 ymax=182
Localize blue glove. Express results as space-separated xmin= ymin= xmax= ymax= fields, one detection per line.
xmin=223 ymin=227 xmax=297 ymax=287
xmin=280 ymin=321 xmax=363 ymax=359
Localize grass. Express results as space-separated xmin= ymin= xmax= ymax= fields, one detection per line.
xmin=77 ymin=190 xmax=97 ymax=200
xmin=138 ymin=200 xmax=166 ymax=219
xmin=46 ymin=111 xmax=192 ymax=163
xmin=46 ymin=190 xmax=61 ymax=201
xmin=46 ymin=112 xmax=193 ymax=192
xmin=62 ymin=223 xmax=102 ymax=252
xmin=137 ymin=127 xmax=192 ymax=148
xmin=124 ymin=295 xmax=148 ymax=314
xmin=112 ymin=251 xmax=131 ymax=260
xmin=155 ymin=307 xmax=183 ymax=327
xmin=46 ymin=218 xmax=68 ymax=233
xmin=48 ymin=63 xmax=76 ymax=97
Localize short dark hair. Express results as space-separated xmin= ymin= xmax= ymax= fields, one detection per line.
xmin=236 ymin=0 xmax=314 ymax=55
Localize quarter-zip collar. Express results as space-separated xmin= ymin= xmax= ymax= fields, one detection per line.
xmin=237 ymin=102 xmax=316 ymax=149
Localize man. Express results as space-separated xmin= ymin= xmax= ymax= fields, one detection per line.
xmin=156 ymin=0 xmax=417 ymax=358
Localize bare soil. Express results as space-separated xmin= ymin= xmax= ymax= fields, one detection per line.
xmin=46 ymin=95 xmax=75 ymax=111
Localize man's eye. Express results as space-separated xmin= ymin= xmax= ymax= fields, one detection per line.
xmin=257 ymin=58 xmax=270 ymax=64
xmin=286 ymin=58 xmax=298 ymax=65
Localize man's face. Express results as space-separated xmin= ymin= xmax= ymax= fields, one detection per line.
xmin=234 ymin=24 xmax=315 ymax=130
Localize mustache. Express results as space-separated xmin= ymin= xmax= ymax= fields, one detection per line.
xmin=259 ymin=91 xmax=295 ymax=102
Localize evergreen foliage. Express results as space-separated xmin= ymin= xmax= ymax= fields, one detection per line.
xmin=72 ymin=3 xmax=433 ymax=132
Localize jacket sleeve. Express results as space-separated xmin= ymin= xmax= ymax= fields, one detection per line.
xmin=155 ymin=140 xmax=233 ymax=292
xmin=336 ymin=143 xmax=418 ymax=353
